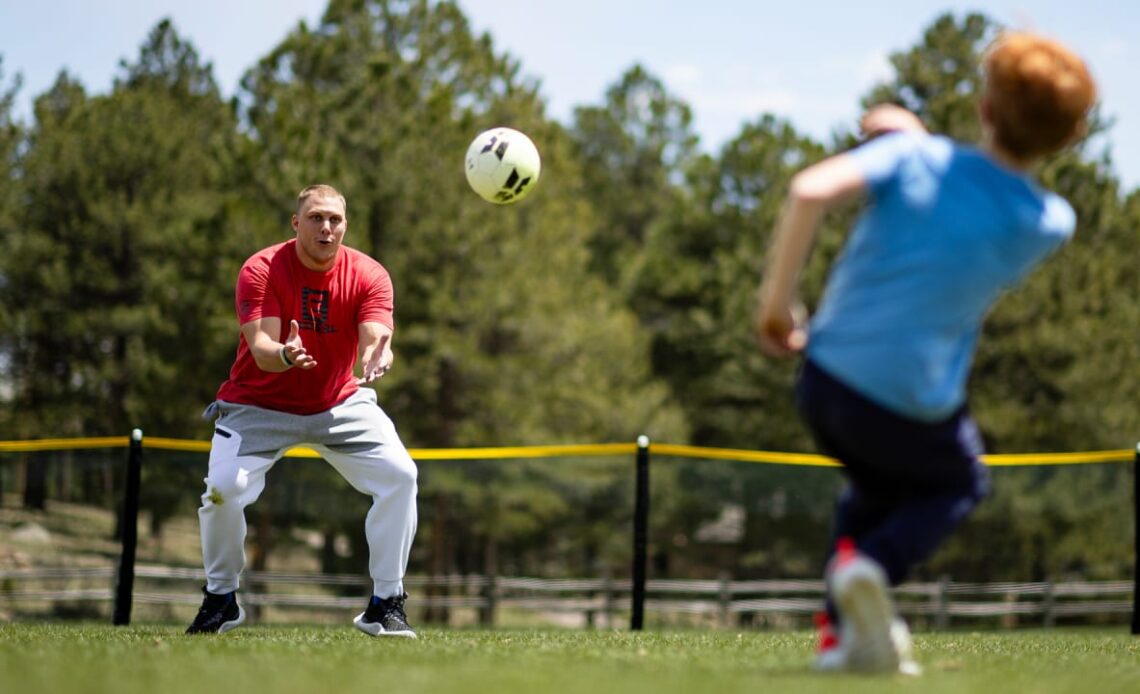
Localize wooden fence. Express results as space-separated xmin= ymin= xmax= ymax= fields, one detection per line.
xmin=1 ymin=564 xmax=1132 ymax=630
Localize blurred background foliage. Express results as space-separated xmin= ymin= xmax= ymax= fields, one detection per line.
xmin=0 ymin=1 xmax=1135 ymax=588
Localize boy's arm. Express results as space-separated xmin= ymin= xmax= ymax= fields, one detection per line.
xmin=755 ymin=103 xmax=922 ymax=357
xmin=754 ymin=154 xmax=868 ymax=356
xmin=860 ymin=104 xmax=927 ymax=139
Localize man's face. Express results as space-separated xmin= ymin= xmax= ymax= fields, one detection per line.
xmin=292 ymin=195 xmax=347 ymax=270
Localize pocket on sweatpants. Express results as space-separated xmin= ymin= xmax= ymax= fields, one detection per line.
xmin=209 ymin=424 xmax=242 ymax=465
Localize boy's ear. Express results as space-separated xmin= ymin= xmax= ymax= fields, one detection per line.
xmin=1067 ymin=119 xmax=1089 ymax=146
xmin=977 ymin=95 xmax=992 ymax=126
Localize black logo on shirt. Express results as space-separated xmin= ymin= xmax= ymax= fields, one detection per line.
xmin=300 ymin=288 xmax=335 ymax=334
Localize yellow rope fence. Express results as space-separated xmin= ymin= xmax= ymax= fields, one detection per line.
xmin=0 ymin=437 xmax=1134 ymax=466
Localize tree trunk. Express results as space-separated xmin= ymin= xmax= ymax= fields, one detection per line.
xmin=248 ymin=489 xmax=274 ymax=622
xmin=423 ymin=356 xmax=459 ymax=624
xmin=479 ymin=535 xmax=498 ymax=626
xmin=423 ymin=493 xmax=450 ymax=624
xmin=320 ymin=526 xmax=339 ymax=575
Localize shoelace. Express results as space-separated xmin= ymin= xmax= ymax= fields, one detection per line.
xmin=380 ymin=601 xmax=406 ymax=621
xmin=367 ymin=595 xmax=406 ymax=621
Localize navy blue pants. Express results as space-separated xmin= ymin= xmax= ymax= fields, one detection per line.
xmin=795 ymin=359 xmax=990 ymax=591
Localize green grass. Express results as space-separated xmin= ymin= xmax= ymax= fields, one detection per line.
xmin=2 ymin=623 xmax=1138 ymax=694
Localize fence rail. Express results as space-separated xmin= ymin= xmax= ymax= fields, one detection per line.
xmin=1 ymin=564 xmax=1132 ymax=629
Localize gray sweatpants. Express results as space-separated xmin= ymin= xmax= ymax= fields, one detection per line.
xmin=196 ymin=388 xmax=418 ymax=598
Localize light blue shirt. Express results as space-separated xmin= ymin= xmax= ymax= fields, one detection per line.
xmin=806 ymin=132 xmax=1074 ymax=421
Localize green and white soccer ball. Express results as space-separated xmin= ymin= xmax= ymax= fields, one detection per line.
xmin=464 ymin=127 xmax=541 ymax=204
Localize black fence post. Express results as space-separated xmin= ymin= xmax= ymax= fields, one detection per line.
xmin=631 ymin=435 xmax=650 ymax=631
xmin=113 ymin=428 xmax=143 ymax=626
xmin=1132 ymin=442 xmax=1139 ymax=636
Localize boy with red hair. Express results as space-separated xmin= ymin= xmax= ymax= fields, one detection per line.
xmin=755 ymin=32 xmax=1096 ymax=673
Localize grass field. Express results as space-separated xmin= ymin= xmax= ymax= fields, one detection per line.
xmin=2 ymin=623 xmax=1138 ymax=694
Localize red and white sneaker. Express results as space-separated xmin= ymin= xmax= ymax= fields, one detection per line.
xmin=825 ymin=537 xmax=900 ymax=673
xmin=814 ymin=611 xmax=921 ymax=675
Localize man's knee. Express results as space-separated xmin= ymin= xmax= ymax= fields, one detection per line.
xmin=392 ymin=454 xmax=418 ymax=489
xmin=200 ymin=465 xmax=262 ymax=508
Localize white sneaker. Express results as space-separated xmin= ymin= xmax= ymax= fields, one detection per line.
xmin=352 ymin=593 xmax=417 ymax=638
xmin=891 ymin=618 xmax=922 ymax=676
xmin=828 ymin=544 xmax=899 ymax=673
xmin=813 ymin=606 xmax=922 ymax=675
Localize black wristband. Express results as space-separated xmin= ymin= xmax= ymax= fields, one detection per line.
xmin=279 ymin=345 xmax=294 ymax=367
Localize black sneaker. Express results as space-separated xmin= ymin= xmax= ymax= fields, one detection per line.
xmin=353 ymin=593 xmax=416 ymax=638
xmin=185 ymin=586 xmax=245 ymax=634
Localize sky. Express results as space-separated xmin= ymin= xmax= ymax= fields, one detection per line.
xmin=1 ymin=1 xmax=1136 ymax=189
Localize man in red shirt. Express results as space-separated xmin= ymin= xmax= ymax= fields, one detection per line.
xmin=186 ymin=184 xmax=418 ymax=638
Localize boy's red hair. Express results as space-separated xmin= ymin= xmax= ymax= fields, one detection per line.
xmin=984 ymin=32 xmax=1097 ymax=159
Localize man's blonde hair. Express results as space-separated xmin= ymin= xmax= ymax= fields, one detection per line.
xmin=296 ymin=184 xmax=347 ymax=215
xmin=984 ymin=31 xmax=1097 ymax=159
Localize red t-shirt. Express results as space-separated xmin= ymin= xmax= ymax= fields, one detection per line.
xmin=216 ymin=240 xmax=394 ymax=415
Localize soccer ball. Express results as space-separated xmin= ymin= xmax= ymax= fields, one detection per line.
xmin=464 ymin=127 xmax=541 ymax=204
